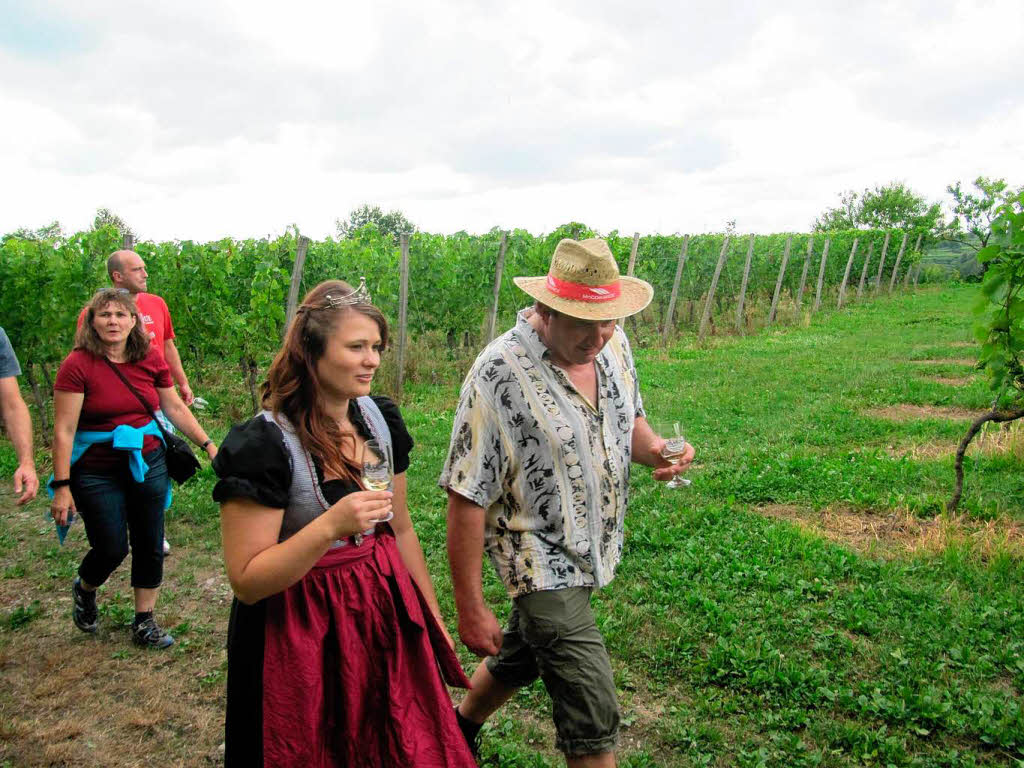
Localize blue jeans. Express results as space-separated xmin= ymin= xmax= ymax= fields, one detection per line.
xmin=71 ymin=447 xmax=169 ymax=589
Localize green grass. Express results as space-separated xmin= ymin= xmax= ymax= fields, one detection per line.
xmin=403 ymin=285 xmax=1023 ymax=766
xmin=0 ymin=285 xmax=1021 ymax=766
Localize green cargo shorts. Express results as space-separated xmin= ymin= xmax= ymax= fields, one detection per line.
xmin=486 ymin=586 xmax=620 ymax=756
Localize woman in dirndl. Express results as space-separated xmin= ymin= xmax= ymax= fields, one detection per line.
xmin=212 ymin=279 xmax=476 ymax=767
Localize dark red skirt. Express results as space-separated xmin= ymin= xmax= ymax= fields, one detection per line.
xmin=260 ymin=532 xmax=477 ymax=767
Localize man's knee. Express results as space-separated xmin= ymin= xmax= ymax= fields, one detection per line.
xmin=515 ymin=588 xmax=621 ymax=757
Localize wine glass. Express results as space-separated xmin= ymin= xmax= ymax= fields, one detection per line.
xmin=656 ymin=421 xmax=691 ymax=489
xmin=361 ymin=438 xmax=394 ymax=522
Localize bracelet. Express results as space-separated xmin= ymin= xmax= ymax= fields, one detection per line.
xmin=201 ymin=439 xmax=214 ymax=449
xmin=51 ymin=478 xmax=72 ymax=488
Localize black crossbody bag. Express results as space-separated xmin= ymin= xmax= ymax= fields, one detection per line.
xmin=103 ymin=358 xmax=201 ymax=484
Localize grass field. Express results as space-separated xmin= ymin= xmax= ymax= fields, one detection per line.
xmin=1 ymin=284 xmax=1022 ymax=767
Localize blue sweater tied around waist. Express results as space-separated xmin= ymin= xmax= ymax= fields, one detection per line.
xmin=46 ymin=420 xmax=172 ymax=543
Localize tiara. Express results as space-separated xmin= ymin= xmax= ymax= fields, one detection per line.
xmin=323 ymin=277 xmax=371 ymax=308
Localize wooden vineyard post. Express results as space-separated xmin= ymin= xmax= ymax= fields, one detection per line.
xmin=904 ymin=233 xmax=923 ymax=289
xmin=122 ymin=233 xmax=135 ymax=250
xmin=857 ymin=241 xmax=874 ymax=299
xmin=888 ymin=232 xmax=908 ymax=293
xmin=395 ymin=233 xmax=411 ymax=403
xmin=662 ymin=236 xmax=689 ymax=346
xmin=838 ymin=237 xmax=859 ymax=308
xmin=626 ymin=232 xmax=639 ymax=278
xmin=698 ymin=236 xmax=730 ymax=343
xmin=246 ymin=359 xmax=259 ymax=415
xmin=795 ymin=237 xmax=813 ymax=310
xmin=620 ymin=232 xmax=640 ymax=328
xmin=768 ymin=236 xmax=792 ymax=324
xmin=735 ymin=234 xmax=755 ymax=332
xmin=812 ymin=238 xmax=830 ymax=313
xmin=22 ymin=362 xmax=50 ymax=444
xmin=874 ymin=231 xmax=891 ymax=290
xmin=486 ymin=232 xmax=509 ymax=342
xmin=284 ymin=235 xmax=310 ymax=335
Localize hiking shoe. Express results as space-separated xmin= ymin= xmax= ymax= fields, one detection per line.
xmin=454 ymin=705 xmax=481 ymax=759
xmin=162 ymin=537 xmax=171 ymax=556
xmin=131 ymin=617 xmax=175 ymax=649
xmin=71 ymin=578 xmax=98 ymax=633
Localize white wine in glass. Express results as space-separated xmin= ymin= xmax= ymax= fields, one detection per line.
xmin=656 ymin=422 xmax=691 ymax=489
xmin=361 ymin=476 xmax=390 ymax=492
xmin=361 ymin=438 xmax=394 ymax=521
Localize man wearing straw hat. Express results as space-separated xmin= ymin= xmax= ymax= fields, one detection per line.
xmin=441 ymin=238 xmax=695 ymax=766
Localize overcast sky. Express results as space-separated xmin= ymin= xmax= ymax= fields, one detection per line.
xmin=2 ymin=0 xmax=1022 ymax=241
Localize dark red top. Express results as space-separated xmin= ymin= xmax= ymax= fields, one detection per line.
xmin=55 ymin=348 xmax=172 ymax=470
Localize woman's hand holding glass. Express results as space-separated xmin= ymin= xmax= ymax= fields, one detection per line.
xmin=324 ymin=490 xmax=393 ymax=539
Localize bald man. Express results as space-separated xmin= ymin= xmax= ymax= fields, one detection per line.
xmin=79 ymin=250 xmax=194 ymax=405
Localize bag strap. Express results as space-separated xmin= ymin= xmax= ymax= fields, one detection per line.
xmin=101 ymin=357 xmax=172 ymax=444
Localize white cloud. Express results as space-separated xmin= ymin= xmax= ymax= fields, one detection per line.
xmin=0 ymin=0 xmax=1022 ymax=240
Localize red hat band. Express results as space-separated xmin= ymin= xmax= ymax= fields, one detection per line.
xmin=546 ymin=273 xmax=621 ymax=303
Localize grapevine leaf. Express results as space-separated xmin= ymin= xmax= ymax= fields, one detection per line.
xmin=976 ymin=244 xmax=1002 ymax=263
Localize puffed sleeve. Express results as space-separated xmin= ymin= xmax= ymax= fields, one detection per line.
xmin=370 ymin=396 xmax=414 ymax=474
xmin=212 ymin=416 xmax=292 ymax=508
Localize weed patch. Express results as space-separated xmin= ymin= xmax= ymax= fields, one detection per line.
xmin=757 ymin=503 xmax=1024 ymax=561
xmin=909 ymin=358 xmax=978 ymax=366
xmin=884 ymin=440 xmax=958 ymax=460
xmin=867 ymin=404 xmax=984 ymax=422
xmin=2 ymin=600 xmax=43 ymax=631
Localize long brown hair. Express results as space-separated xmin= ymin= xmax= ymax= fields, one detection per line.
xmin=262 ymin=280 xmax=389 ymax=483
xmin=75 ymin=289 xmax=151 ymax=362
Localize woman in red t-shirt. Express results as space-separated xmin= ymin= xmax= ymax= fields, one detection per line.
xmin=50 ymin=288 xmax=217 ymax=649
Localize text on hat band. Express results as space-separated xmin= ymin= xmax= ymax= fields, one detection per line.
xmin=545 ymin=273 xmax=622 ymax=303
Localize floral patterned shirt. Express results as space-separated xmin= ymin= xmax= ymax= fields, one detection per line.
xmin=439 ymin=308 xmax=645 ymax=598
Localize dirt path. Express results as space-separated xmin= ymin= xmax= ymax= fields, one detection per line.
xmin=0 ymin=499 xmax=229 ymax=767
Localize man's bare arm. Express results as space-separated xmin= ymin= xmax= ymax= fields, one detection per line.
xmin=163 ymin=339 xmax=194 ymax=405
xmin=446 ymin=489 xmax=503 ymax=657
xmin=0 ymin=376 xmax=38 ymax=504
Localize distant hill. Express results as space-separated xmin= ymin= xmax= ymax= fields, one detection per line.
xmin=924 ymin=237 xmax=983 ymax=279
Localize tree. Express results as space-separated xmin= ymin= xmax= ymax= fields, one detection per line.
xmin=2 ymin=220 xmax=64 ymax=243
xmin=92 ymin=208 xmax=136 ymax=241
xmin=335 ymin=205 xmax=415 ymax=241
xmin=946 ymin=176 xmax=1023 ymax=252
xmin=813 ymin=191 xmax=860 ymax=231
xmin=813 ymin=182 xmax=944 ymax=235
xmin=948 ymin=190 xmax=1024 ymax=511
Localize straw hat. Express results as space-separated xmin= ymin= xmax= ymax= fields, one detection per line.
xmin=513 ymin=238 xmax=653 ymax=320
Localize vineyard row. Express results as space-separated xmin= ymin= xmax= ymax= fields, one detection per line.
xmin=0 ymin=223 xmax=931 ymax=412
